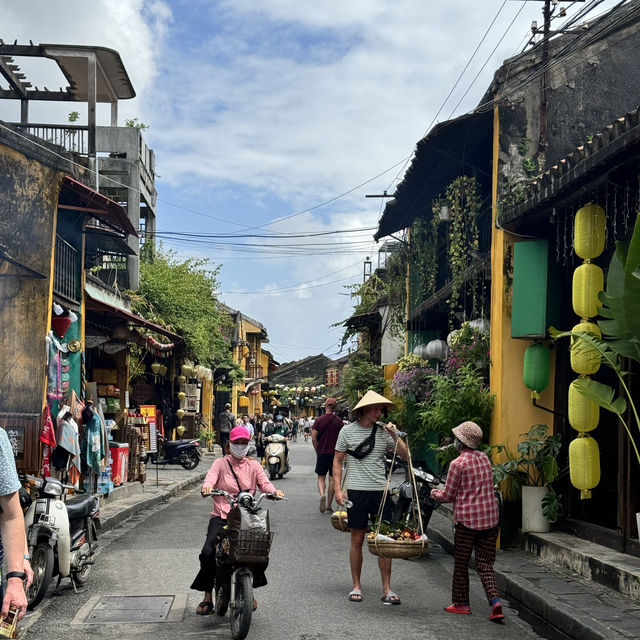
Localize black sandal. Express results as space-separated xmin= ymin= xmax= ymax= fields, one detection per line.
xmin=197 ymin=601 xmax=214 ymax=615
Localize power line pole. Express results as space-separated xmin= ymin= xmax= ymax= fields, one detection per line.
xmin=516 ymin=0 xmax=586 ymax=150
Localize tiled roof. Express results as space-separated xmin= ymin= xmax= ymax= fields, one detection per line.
xmin=501 ymin=107 xmax=640 ymax=226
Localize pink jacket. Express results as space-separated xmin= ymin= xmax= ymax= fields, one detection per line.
xmin=202 ymin=455 xmax=276 ymax=518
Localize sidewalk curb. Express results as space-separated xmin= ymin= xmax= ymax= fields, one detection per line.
xmin=100 ymin=471 xmax=207 ymax=533
xmin=427 ymin=511 xmax=628 ymax=640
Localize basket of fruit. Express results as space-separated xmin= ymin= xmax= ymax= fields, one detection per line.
xmin=367 ymin=525 xmax=427 ymax=559
xmin=331 ymin=510 xmax=350 ymax=532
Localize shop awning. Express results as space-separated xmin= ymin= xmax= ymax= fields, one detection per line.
xmin=60 ymin=176 xmax=138 ymax=238
xmin=374 ymin=110 xmax=493 ymax=240
xmin=84 ymin=225 xmax=136 ymax=256
xmin=85 ymin=285 xmax=183 ymax=343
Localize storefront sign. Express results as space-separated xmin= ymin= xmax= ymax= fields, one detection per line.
xmin=139 ymin=405 xmax=157 ymax=453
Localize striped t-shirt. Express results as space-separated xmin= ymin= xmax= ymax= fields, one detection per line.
xmin=335 ymin=422 xmax=395 ymax=491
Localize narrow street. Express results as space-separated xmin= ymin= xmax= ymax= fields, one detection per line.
xmin=20 ymin=441 xmax=565 ymax=640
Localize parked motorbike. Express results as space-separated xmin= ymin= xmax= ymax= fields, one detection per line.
xmin=20 ymin=474 xmax=100 ymax=609
xmin=205 ymin=488 xmax=286 ymax=640
xmin=143 ymin=432 xmax=202 ymax=469
xmin=389 ymin=461 xmax=443 ymax=529
xmin=263 ymin=434 xmax=289 ymax=480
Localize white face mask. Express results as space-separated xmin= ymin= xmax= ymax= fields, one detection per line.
xmin=229 ymin=443 xmax=250 ymax=459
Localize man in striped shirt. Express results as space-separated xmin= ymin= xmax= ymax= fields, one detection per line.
xmin=430 ymin=421 xmax=504 ymax=622
xmin=333 ymin=391 xmax=408 ymax=606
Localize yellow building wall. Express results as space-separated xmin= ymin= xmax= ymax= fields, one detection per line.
xmin=489 ymin=104 xmax=557 ymax=456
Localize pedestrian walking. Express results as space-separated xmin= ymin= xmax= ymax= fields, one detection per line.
xmin=216 ymin=403 xmax=235 ymax=452
xmin=430 ymin=421 xmax=504 ymax=622
xmin=302 ymin=417 xmax=311 ymax=442
xmin=312 ymin=398 xmax=343 ymax=513
xmin=333 ymin=390 xmax=408 ymax=605
xmin=0 ymin=428 xmax=33 ymax=622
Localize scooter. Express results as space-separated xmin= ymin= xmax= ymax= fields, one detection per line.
xmin=389 ymin=461 xmax=442 ymax=529
xmin=21 ymin=474 xmax=100 ymax=609
xmin=143 ymin=431 xmax=202 ymax=469
xmin=263 ymin=434 xmax=289 ymax=480
xmin=205 ymin=488 xmax=286 ymax=640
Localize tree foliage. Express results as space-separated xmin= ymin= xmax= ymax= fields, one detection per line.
xmin=342 ymin=353 xmax=386 ymax=408
xmin=129 ymin=244 xmax=232 ymax=368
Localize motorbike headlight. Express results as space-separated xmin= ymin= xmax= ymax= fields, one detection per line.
xmin=44 ymin=479 xmax=64 ymax=496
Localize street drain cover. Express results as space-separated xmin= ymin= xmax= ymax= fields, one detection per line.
xmin=84 ymin=595 xmax=174 ymax=623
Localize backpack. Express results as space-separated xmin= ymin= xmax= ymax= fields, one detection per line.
xmin=263 ymin=421 xmax=275 ymax=437
xmin=217 ymin=410 xmax=234 ymax=433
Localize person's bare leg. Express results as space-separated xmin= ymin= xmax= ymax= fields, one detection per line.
xmin=327 ymin=475 xmax=336 ymax=511
xmin=378 ymin=556 xmax=392 ymax=595
xmin=349 ymin=529 xmax=366 ymax=597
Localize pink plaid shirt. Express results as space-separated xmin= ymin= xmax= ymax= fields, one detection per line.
xmin=431 ymin=449 xmax=499 ymax=530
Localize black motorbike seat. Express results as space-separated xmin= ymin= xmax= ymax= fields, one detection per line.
xmin=66 ymin=495 xmax=99 ymax=520
xmin=163 ymin=439 xmax=195 ymax=448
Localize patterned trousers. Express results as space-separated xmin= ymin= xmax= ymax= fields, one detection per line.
xmin=452 ymin=522 xmax=499 ymax=605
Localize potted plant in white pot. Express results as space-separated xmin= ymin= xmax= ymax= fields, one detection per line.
xmin=492 ymin=424 xmax=563 ymax=533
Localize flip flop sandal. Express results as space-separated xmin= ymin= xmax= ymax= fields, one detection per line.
xmin=348 ymin=589 xmax=363 ymax=602
xmin=381 ymin=591 xmax=401 ymax=605
xmin=252 ymin=599 xmax=258 ymax=612
xmin=196 ymin=601 xmax=214 ymax=615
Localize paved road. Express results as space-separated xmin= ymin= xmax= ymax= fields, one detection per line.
xmin=21 ymin=440 xmax=563 ymax=640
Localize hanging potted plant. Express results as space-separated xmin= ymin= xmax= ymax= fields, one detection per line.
xmin=491 ymin=424 xmax=563 ymax=533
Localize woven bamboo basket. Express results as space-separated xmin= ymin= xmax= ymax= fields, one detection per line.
xmin=367 ymin=537 xmax=427 ymax=559
xmin=331 ymin=511 xmax=350 ymax=532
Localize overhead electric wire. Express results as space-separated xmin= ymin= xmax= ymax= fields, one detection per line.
xmin=149 ymin=226 xmax=377 ymax=239
xmin=475 ymin=0 xmax=635 ymax=113
xmin=219 ymin=273 xmax=359 ymax=295
xmin=385 ymin=0 xmax=513 ymax=191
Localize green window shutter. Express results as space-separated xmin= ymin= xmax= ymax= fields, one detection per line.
xmin=511 ymin=239 xmax=561 ymax=338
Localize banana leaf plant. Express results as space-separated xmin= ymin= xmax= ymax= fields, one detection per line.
xmin=550 ymin=213 xmax=640 ymax=466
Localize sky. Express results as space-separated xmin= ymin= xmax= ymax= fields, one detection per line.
xmin=0 ymin=0 xmax=623 ymax=365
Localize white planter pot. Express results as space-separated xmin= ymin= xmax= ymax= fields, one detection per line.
xmin=521 ymin=486 xmax=550 ymax=533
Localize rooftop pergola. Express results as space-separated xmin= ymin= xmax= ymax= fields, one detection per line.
xmin=0 ymin=41 xmax=135 ymax=153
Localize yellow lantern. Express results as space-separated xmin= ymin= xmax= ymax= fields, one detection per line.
xmin=177 ymin=391 xmax=186 ymax=403
xmin=568 ymin=378 xmax=599 ymax=432
xmin=177 ymin=375 xmax=186 ymax=385
xmin=572 ymin=262 xmax=604 ymax=319
xmin=570 ymin=321 xmax=601 ymax=375
xmin=569 ymin=435 xmax=600 ymax=499
xmin=574 ymin=204 xmax=606 ymax=260
xmin=151 ymin=362 xmax=161 ymax=375
xmin=176 ymin=408 xmax=186 ymax=420
xmin=181 ymin=364 xmax=190 ymax=377
xmin=238 ymin=396 xmax=249 ymax=408
xmin=176 ymin=425 xmax=186 ymax=436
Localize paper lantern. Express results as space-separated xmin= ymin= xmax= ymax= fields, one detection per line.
xmin=176 ymin=425 xmax=186 ymax=436
xmin=425 ymin=339 xmax=449 ymax=361
xmin=238 ymin=396 xmax=249 ymax=407
xmin=570 ymin=322 xmax=601 ymax=374
xmin=523 ymin=343 xmax=550 ymax=399
xmin=568 ymin=378 xmax=599 ymax=432
xmin=177 ymin=391 xmax=186 ymax=402
xmin=159 ymin=365 xmax=167 ymax=376
xmin=151 ymin=362 xmax=162 ymax=375
xmin=51 ymin=315 xmax=73 ymax=339
xmin=412 ymin=344 xmax=430 ymax=359
xmin=177 ymin=375 xmax=186 ymax=385
xmin=572 ymin=262 xmax=604 ymax=319
xmin=176 ymin=408 xmax=186 ymax=420
xmin=181 ymin=364 xmax=191 ymax=378
xmin=574 ymin=204 xmax=606 ymax=260
xmin=569 ymin=435 xmax=600 ymax=499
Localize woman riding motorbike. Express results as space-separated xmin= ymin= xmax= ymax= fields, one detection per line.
xmin=190 ymin=425 xmax=285 ymax=615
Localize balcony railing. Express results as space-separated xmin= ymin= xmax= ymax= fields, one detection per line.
xmin=11 ymin=123 xmax=88 ymax=155
xmin=54 ymin=235 xmax=79 ymax=303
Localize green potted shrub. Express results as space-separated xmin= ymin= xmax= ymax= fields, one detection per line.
xmin=491 ymin=424 xmax=563 ymax=533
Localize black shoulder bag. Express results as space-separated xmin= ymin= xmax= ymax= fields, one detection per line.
xmin=346 ymin=426 xmax=379 ymax=460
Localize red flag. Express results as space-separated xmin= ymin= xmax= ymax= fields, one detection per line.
xmin=40 ymin=406 xmax=57 ymax=447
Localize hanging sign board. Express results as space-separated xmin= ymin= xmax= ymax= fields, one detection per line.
xmin=139 ymin=405 xmax=158 ymax=453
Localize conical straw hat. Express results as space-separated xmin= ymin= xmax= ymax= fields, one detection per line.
xmin=352 ymin=390 xmax=395 ymax=411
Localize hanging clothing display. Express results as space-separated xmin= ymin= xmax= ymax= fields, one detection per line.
xmin=39 ymin=406 xmax=57 ymax=477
